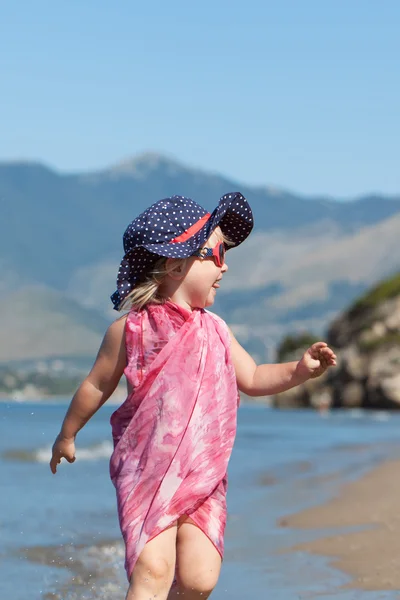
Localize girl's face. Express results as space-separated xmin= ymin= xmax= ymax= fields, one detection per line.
xmin=166 ymin=227 xmax=229 ymax=311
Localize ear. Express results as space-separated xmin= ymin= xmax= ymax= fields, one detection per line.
xmin=165 ymin=258 xmax=188 ymax=281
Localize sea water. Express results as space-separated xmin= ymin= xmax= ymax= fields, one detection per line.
xmin=1 ymin=401 xmax=400 ymax=600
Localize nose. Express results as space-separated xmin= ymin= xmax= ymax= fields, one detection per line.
xmin=221 ymin=261 xmax=228 ymax=273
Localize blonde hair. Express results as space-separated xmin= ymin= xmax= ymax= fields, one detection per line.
xmin=119 ymin=256 xmax=180 ymax=311
xmin=119 ymin=229 xmax=233 ymax=312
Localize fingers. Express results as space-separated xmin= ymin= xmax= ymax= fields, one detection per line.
xmin=311 ymin=343 xmax=336 ymax=357
xmin=320 ymin=345 xmax=335 ymax=355
xmin=309 ymin=343 xmax=326 ymax=360
xmin=310 ymin=343 xmax=337 ymax=367
xmin=311 ymin=342 xmax=327 ymax=351
xmin=49 ymin=452 xmax=76 ymax=473
xmin=320 ymin=346 xmax=337 ymax=365
xmin=49 ymin=454 xmax=60 ymax=474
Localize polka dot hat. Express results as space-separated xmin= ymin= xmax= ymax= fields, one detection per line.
xmin=111 ymin=192 xmax=253 ymax=310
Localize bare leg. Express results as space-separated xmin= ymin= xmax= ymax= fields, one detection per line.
xmin=168 ymin=517 xmax=222 ymax=599
xmin=126 ymin=523 xmax=178 ymax=600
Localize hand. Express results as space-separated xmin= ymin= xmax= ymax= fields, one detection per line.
xmin=297 ymin=342 xmax=337 ymax=380
xmin=50 ymin=433 xmax=76 ymax=474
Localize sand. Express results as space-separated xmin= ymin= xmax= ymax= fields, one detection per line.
xmin=280 ymin=458 xmax=400 ymax=591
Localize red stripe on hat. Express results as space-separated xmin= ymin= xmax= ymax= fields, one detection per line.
xmin=169 ymin=212 xmax=211 ymax=243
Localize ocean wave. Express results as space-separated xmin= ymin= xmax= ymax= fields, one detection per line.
xmin=370 ymin=410 xmax=391 ymax=422
xmin=348 ymin=408 xmax=366 ymax=418
xmin=3 ymin=440 xmax=113 ymax=463
xmin=23 ymin=539 xmax=126 ymax=599
xmin=347 ymin=408 xmax=391 ymax=422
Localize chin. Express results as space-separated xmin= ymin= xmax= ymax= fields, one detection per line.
xmin=190 ymin=290 xmax=216 ymax=309
xmin=205 ymin=293 xmax=216 ymax=307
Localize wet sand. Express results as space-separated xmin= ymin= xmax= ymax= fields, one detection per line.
xmin=280 ymin=458 xmax=400 ymax=591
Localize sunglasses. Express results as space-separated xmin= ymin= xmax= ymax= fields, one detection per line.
xmin=191 ymin=241 xmax=226 ymax=267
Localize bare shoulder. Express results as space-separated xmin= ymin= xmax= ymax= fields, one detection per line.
xmin=226 ymin=325 xmax=241 ymax=347
xmin=108 ymin=313 xmax=128 ymax=335
xmin=87 ymin=313 xmax=128 ymax=392
xmin=100 ymin=313 xmax=128 ymax=353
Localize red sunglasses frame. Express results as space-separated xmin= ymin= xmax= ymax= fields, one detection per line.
xmin=191 ymin=241 xmax=226 ymax=267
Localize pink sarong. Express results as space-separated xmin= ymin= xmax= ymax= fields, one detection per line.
xmin=109 ymin=302 xmax=239 ymax=580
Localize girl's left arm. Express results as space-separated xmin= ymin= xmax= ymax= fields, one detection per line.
xmin=229 ymin=329 xmax=336 ymax=396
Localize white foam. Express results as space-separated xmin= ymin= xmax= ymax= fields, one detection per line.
xmin=348 ymin=409 xmax=366 ymax=419
xmin=48 ymin=541 xmax=126 ymax=599
xmin=35 ymin=440 xmax=114 ymax=463
xmin=371 ymin=411 xmax=391 ymax=422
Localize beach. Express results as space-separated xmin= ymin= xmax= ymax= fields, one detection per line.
xmin=281 ymin=457 xmax=400 ymax=592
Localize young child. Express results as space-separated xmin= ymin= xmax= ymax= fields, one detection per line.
xmin=50 ymin=192 xmax=336 ymax=600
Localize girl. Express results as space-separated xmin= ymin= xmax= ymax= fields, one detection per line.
xmin=50 ymin=192 xmax=336 ymax=600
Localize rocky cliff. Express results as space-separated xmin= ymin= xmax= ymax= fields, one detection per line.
xmin=274 ymin=272 xmax=400 ymax=409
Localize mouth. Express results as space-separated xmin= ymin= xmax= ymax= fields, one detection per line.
xmin=212 ymin=278 xmax=222 ymax=289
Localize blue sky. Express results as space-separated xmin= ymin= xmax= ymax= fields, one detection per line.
xmin=1 ymin=0 xmax=399 ymax=197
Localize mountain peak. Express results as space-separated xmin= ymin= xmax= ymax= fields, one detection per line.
xmin=107 ymin=152 xmax=186 ymax=178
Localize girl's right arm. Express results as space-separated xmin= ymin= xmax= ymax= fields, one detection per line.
xmin=50 ymin=315 xmax=127 ymax=474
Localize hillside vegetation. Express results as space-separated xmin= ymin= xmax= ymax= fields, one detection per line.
xmin=274 ymin=272 xmax=400 ymax=410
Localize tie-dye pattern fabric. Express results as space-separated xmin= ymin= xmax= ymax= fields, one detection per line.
xmin=109 ymin=302 xmax=239 ymax=580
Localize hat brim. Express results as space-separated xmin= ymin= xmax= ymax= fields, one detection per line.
xmin=142 ymin=192 xmax=253 ymax=256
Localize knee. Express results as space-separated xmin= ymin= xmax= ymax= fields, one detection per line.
xmin=135 ymin=554 xmax=174 ymax=585
xmin=177 ymin=566 xmax=220 ymax=596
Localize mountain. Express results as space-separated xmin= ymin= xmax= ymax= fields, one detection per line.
xmin=1 ymin=152 xmax=400 ymax=362
xmin=215 ymin=211 xmax=400 ymax=319
xmin=2 ymin=153 xmax=400 ymax=291
xmin=0 ymin=286 xmax=109 ymax=362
